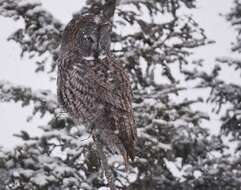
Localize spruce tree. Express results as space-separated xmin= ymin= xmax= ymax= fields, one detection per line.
xmin=0 ymin=0 xmax=239 ymax=189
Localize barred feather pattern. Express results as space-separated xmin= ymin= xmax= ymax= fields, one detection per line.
xmin=57 ymin=14 xmax=137 ymax=163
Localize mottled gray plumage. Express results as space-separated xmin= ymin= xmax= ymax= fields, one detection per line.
xmin=57 ymin=14 xmax=137 ymax=165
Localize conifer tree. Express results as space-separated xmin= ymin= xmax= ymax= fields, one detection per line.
xmin=0 ymin=0 xmax=239 ymax=189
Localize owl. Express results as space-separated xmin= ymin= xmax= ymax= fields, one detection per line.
xmin=57 ymin=13 xmax=137 ymax=166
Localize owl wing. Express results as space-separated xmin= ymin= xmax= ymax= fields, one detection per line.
xmin=57 ymin=52 xmax=106 ymax=122
xmin=90 ymin=61 xmax=132 ymax=112
xmin=58 ymin=54 xmax=137 ymax=160
xmin=85 ymin=57 xmax=137 ymax=160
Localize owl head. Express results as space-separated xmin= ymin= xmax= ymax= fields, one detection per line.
xmin=61 ymin=14 xmax=112 ymax=57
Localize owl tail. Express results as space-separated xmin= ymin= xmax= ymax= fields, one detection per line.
xmin=117 ymin=133 xmax=136 ymax=172
xmin=123 ymin=152 xmax=129 ymax=172
xmin=119 ymin=126 xmax=136 ymax=161
xmin=117 ymin=143 xmax=129 ymax=172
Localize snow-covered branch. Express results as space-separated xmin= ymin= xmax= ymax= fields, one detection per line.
xmin=0 ymin=80 xmax=58 ymax=116
xmin=0 ymin=0 xmax=63 ymax=72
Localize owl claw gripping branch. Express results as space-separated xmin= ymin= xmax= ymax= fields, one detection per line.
xmin=57 ymin=1 xmax=137 ymax=172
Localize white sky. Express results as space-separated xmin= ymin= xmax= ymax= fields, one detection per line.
xmin=0 ymin=0 xmax=237 ymax=148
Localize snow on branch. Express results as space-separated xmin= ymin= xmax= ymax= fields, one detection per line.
xmin=0 ymin=0 xmax=63 ymax=72
xmin=117 ymin=0 xmax=196 ymax=9
xmin=0 ymin=80 xmax=58 ymax=116
xmin=216 ymin=56 xmax=241 ymax=71
xmin=226 ymin=0 xmax=241 ymax=53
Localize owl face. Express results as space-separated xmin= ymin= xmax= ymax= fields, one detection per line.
xmin=61 ymin=14 xmax=112 ymax=57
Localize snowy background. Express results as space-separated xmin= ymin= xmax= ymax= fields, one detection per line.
xmin=0 ymin=0 xmax=237 ymax=146
xmin=0 ymin=0 xmax=240 ymax=188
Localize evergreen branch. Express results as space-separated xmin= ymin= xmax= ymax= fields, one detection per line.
xmin=0 ymin=80 xmax=58 ymax=116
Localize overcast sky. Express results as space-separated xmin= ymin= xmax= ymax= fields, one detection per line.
xmin=0 ymin=0 xmax=236 ymax=149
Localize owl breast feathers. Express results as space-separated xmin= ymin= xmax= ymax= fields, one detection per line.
xmin=57 ymin=14 xmax=137 ymax=163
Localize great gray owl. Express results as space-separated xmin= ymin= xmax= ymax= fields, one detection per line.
xmin=57 ymin=13 xmax=137 ymax=166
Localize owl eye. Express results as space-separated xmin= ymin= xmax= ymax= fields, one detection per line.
xmin=83 ymin=35 xmax=95 ymax=43
xmin=88 ymin=36 xmax=95 ymax=42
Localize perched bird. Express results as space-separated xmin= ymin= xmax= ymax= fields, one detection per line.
xmin=57 ymin=13 xmax=137 ymax=167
